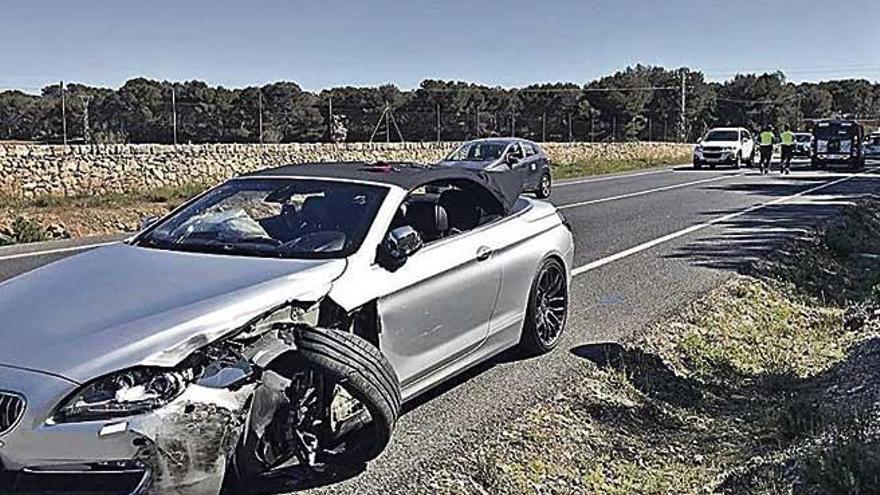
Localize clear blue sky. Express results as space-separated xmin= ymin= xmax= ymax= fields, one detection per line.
xmin=2 ymin=0 xmax=878 ymax=93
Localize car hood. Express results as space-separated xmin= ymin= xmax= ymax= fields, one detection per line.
xmin=699 ymin=141 xmax=740 ymax=148
xmin=438 ymin=159 xmax=504 ymax=171
xmin=0 ymin=243 xmax=346 ymax=383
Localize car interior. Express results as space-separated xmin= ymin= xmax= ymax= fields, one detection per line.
xmin=390 ymin=179 xmax=505 ymax=244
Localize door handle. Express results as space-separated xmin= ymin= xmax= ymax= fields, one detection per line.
xmin=476 ymin=246 xmax=493 ymax=261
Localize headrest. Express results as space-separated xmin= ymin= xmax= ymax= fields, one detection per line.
xmin=405 ymin=202 xmax=448 ymax=239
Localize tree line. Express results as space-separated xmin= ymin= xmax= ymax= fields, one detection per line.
xmin=1 ymin=65 xmax=877 ymax=144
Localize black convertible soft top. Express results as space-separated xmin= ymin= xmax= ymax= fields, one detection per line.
xmin=240 ymin=161 xmax=523 ymax=214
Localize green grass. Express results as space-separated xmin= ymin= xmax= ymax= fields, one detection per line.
xmin=551 ymin=154 xmax=691 ymax=180
xmin=675 ymin=278 xmax=847 ymax=383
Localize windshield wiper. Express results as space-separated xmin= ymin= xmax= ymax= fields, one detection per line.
xmin=138 ymin=236 xmax=282 ymax=258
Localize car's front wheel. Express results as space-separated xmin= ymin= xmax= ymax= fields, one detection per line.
xmin=535 ymin=173 xmax=552 ymax=199
xmin=226 ymin=326 xmax=400 ymax=489
xmin=519 ymin=257 xmax=568 ymax=354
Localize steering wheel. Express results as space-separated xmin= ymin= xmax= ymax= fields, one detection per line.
xmin=282 ymin=231 xmax=346 ymax=253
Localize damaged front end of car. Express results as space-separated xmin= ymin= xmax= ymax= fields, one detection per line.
xmin=4 ymin=300 xmax=399 ymax=495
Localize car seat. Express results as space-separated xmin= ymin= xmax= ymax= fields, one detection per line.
xmin=439 ymin=189 xmax=481 ymax=232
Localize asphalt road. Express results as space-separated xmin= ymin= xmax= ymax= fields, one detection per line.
xmin=0 ymin=161 xmax=878 ymax=493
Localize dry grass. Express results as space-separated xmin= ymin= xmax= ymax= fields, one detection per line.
xmin=416 ymin=199 xmax=880 ymax=495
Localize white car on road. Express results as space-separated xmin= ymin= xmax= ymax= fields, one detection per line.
xmin=693 ymin=127 xmax=755 ymax=169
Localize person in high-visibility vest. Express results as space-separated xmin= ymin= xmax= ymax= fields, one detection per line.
xmin=780 ymin=126 xmax=795 ymax=175
xmin=759 ymin=126 xmax=775 ymax=174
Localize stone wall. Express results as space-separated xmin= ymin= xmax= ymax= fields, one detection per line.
xmin=0 ymin=141 xmax=692 ymax=197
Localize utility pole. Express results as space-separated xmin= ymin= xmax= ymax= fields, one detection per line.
xmin=612 ymin=116 xmax=617 ymax=142
xmin=680 ymin=70 xmax=687 ymax=142
xmin=258 ymin=91 xmax=264 ymax=144
xmin=542 ymin=110 xmax=547 ymax=142
xmin=327 ymin=96 xmax=333 ymax=142
xmin=594 ymin=112 xmax=599 ymax=142
xmin=79 ymin=94 xmax=92 ymax=144
xmin=385 ymin=103 xmax=390 ymax=143
xmin=568 ymin=113 xmax=573 ymax=142
xmin=171 ymin=86 xmax=178 ymax=145
xmin=436 ymin=103 xmax=441 ymax=143
xmin=510 ymin=110 xmax=516 ymax=137
xmin=475 ymin=107 xmax=479 ymax=139
xmin=60 ymin=81 xmax=67 ymax=145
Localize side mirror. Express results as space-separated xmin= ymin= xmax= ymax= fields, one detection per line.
xmin=140 ymin=216 xmax=160 ymax=231
xmin=379 ymin=226 xmax=423 ymax=270
xmin=505 ymin=153 xmax=520 ymax=166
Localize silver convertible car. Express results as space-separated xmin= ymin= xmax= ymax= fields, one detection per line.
xmin=0 ymin=162 xmax=573 ymax=495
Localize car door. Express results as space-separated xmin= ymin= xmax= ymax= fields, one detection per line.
xmin=374 ymin=187 xmax=502 ymax=388
xmin=741 ymin=130 xmax=754 ymax=159
xmin=519 ymin=142 xmax=542 ymax=189
xmin=506 ymin=142 xmax=532 ymax=187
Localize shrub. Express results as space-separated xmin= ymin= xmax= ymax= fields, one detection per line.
xmin=10 ymin=216 xmax=48 ymax=244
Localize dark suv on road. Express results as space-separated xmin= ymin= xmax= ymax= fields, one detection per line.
xmin=438 ymin=138 xmax=554 ymax=198
xmin=811 ymin=120 xmax=866 ymax=169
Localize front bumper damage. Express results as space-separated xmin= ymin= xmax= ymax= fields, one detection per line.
xmin=0 ymin=372 xmax=256 ymax=495
xmin=0 ymin=306 xmax=329 ymax=495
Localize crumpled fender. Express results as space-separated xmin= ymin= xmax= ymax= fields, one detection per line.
xmin=130 ymin=384 xmax=257 ymax=495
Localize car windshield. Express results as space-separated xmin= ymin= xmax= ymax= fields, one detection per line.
xmin=136 ymin=178 xmax=387 ymax=259
xmin=795 ymin=134 xmax=811 ymax=142
xmin=445 ymin=141 xmax=508 ymax=161
xmin=703 ymin=130 xmax=740 ymax=142
xmin=815 ymin=122 xmax=859 ymax=140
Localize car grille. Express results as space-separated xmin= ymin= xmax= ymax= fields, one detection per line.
xmin=0 ymin=392 xmax=25 ymax=435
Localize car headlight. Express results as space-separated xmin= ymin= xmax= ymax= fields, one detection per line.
xmin=54 ymin=366 xmax=198 ymax=423
xmin=53 ymin=341 xmax=252 ymax=423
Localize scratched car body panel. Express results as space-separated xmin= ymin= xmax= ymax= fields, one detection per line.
xmin=0 ymin=162 xmax=573 ymax=495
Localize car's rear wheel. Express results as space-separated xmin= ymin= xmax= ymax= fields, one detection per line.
xmin=519 ymin=257 xmax=568 ymax=354
xmin=535 ymin=173 xmax=552 ymax=199
xmin=226 ymin=326 xmax=400 ymax=488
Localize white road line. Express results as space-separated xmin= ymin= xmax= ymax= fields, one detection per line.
xmin=556 ymin=168 xmax=674 ymax=187
xmin=571 ymin=173 xmax=859 ymax=277
xmin=558 ymin=173 xmax=742 ymax=210
xmin=0 ymin=241 xmax=118 ymax=261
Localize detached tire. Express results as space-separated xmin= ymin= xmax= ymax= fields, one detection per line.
xmin=295 ymin=326 xmax=401 ymax=464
